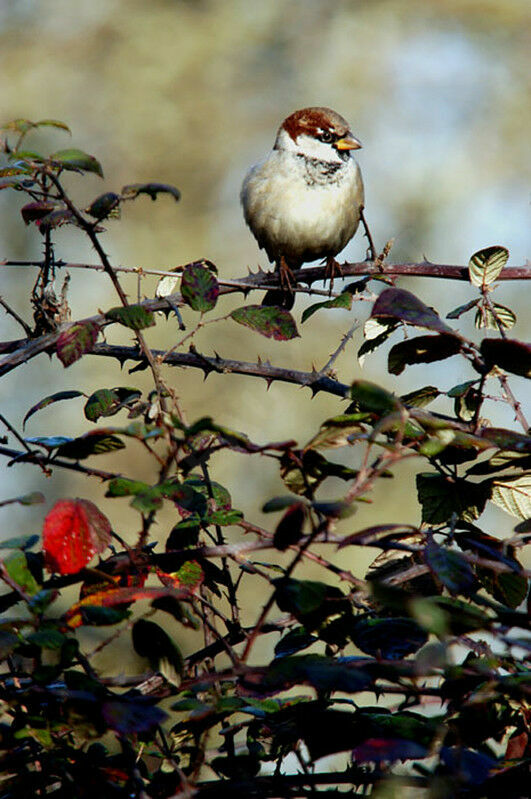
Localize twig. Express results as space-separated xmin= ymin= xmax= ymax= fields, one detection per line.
xmin=0 ymin=296 xmax=33 ymax=336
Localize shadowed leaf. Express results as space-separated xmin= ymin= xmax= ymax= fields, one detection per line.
xmin=23 ymin=390 xmax=84 ymax=428
xmin=350 ymin=617 xmax=427 ymax=659
xmin=388 ymin=333 xmax=462 ymax=375
xmin=121 ymin=182 xmax=180 ymax=202
xmin=480 ymin=338 xmax=531 ymax=378
xmin=424 ymin=539 xmax=477 ymax=595
xmin=372 ymin=288 xmax=453 ymax=333
xmin=273 ymin=502 xmax=306 ymax=550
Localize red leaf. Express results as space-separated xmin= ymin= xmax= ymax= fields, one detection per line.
xmin=56 ymin=321 xmax=99 ymax=367
xmin=43 ymin=498 xmax=112 ymax=575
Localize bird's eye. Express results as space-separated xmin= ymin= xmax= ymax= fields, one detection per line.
xmin=319 ymin=131 xmax=333 ymax=143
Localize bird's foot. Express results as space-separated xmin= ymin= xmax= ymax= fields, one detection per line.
xmin=324 ymin=256 xmax=342 ymax=296
xmin=262 ymin=256 xmax=296 ymax=310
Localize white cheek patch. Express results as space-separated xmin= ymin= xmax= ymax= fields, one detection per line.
xmin=276 ymin=129 xmax=343 ymax=164
xmin=294 ymin=133 xmax=343 ymax=164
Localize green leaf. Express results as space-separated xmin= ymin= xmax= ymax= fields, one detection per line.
xmin=371 ymin=288 xmax=453 ymax=333
xmin=350 ymin=380 xmax=399 ymax=415
xmin=301 ymin=292 xmax=352 ymax=323
xmin=475 ymin=303 xmax=516 ymax=331
xmin=416 ymin=473 xmax=489 ymax=523
xmin=35 ymin=118 xmax=71 ymax=134
xmin=2 ymin=550 xmax=40 ymax=596
xmin=0 ymin=631 xmax=20 ymax=659
xmin=263 ymin=654 xmax=370 ymax=694
xmin=23 ymin=390 xmax=84 ymax=428
xmin=446 ymin=299 xmax=479 ymax=319
xmin=132 ymin=619 xmax=183 ymax=679
xmin=274 ymin=627 xmax=317 ymax=658
xmin=84 ymin=387 xmax=141 ymax=421
xmin=273 ymin=502 xmax=306 ymax=550
xmin=400 ymin=386 xmax=440 ymax=408
xmin=305 ymin=413 xmax=369 ymax=450
xmin=350 ymin=617 xmax=427 ymax=659
xmin=0 ymin=493 xmax=45 ymax=512
xmin=230 ymin=304 xmax=299 ymax=341
xmin=424 ymin=539 xmax=477 ymax=595
xmin=262 ymin=495 xmax=304 ymax=513
xmin=0 ymin=533 xmax=40 ymax=549
xmin=181 ymin=263 xmax=219 ymax=312
xmin=106 ymin=304 xmax=155 ymax=330
xmin=121 ymin=182 xmax=180 ymax=202
xmin=56 ymin=430 xmax=125 ymax=459
xmin=480 ymin=338 xmax=531 ymax=378
xmin=280 ymin=449 xmax=357 ymax=496
xmin=468 ymin=246 xmax=509 ymax=288
xmin=105 ymin=477 xmax=150 ymax=498
xmin=490 ymin=474 xmax=531 ymax=520
xmin=424 ymin=597 xmax=490 ymax=634
xmin=388 ymin=333 xmax=462 ymax=375
xmin=86 ymin=192 xmax=121 ymax=220
xmin=26 ymin=629 xmax=65 ymax=650
xmin=56 ymin=321 xmax=99 ymax=367
xmin=50 ymin=148 xmax=103 ymax=177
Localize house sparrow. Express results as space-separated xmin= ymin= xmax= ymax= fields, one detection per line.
xmin=241 ymin=106 xmax=365 ymax=308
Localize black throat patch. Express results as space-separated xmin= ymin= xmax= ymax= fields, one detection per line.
xmin=297 ymin=154 xmax=346 ymax=186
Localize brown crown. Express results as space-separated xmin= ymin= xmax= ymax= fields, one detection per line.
xmin=281 ymin=107 xmax=351 ymax=142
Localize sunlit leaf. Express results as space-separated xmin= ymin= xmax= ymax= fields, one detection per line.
xmin=50 ymin=148 xmax=103 ymax=177
xmin=468 ymin=246 xmax=509 ymax=288
xmin=475 ymin=303 xmax=516 ymax=331
xmin=358 ymin=317 xmax=398 ymax=366
xmin=181 ymin=262 xmax=219 ymax=312
xmin=230 ymin=304 xmax=299 ymax=340
xmin=301 ymin=292 xmax=352 ymax=323
xmin=106 ymin=304 xmax=155 ymax=330
xmin=2 ymin=550 xmax=40 ymax=595
xmin=490 ymin=474 xmax=531 ymax=520
xmin=42 ymin=498 xmax=112 ymax=575
xmin=350 ymin=380 xmax=399 ymax=415
xmin=84 ymin=387 xmax=141 ymax=421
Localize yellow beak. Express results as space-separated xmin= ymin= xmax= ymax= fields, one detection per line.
xmin=335 ymin=135 xmax=362 ymax=151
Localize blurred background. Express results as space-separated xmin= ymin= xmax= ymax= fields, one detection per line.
xmin=0 ymin=0 xmax=530 ymax=666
